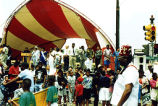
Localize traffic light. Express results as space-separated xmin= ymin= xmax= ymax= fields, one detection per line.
xmin=151 ymin=25 xmax=156 ymax=41
xmin=143 ymin=24 xmax=156 ymax=42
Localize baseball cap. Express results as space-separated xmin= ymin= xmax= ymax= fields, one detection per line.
xmin=77 ymin=77 xmax=84 ymax=82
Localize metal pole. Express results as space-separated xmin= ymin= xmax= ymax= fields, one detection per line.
xmin=150 ymin=15 xmax=155 ymax=62
xmin=116 ymin=0 xmax=120 ymax=50
xmin=152 ymin=42 xmax=154 ymax=57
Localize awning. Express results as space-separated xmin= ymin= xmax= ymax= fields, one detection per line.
xmin=1 ymin=0 xmax=115 ymax=58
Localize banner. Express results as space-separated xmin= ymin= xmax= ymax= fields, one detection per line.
xmin=13 ymin=88 xmax=48 ymax=106
xmin=142 ymin=93 xmax=151 ymax=105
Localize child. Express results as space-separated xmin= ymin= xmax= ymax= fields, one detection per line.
xmin=57 ymin=69 xmax=68 ymax=106
xmin=46 ymin=76 xmax=58 ymax=106
xmin=82 ymin=69 xmax=93 ymax=106
xmin=3 ymin=75 xmax=9 ymax=83
xmin=30 ymin=64 xmax=35 ymax=77
xmin=68 ymin=71 xmax=76 ymax=105
xmin=75 ymin=77 xmax=84 ymax=106
xmin=9 ymin=78 xmax=36 ymax=106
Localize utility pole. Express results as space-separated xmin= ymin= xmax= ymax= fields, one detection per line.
xmin=143 ymin=15 xmax=156 ymax=63
xmin=116 ymin=0 xmax=120 ymax=50
xmin=150 ymin=15 xmax=155 ymax=58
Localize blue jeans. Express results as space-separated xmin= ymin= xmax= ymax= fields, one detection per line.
xmin=35 ymin=83 xmax=43 ymax=92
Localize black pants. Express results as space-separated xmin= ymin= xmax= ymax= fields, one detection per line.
xmin=64 ymin=56 xmax=69 ymax=71
xmin=95 ymin=58 xmax=101 ymax=69
xmin=94 ymin=91 xmax=99 ymax=106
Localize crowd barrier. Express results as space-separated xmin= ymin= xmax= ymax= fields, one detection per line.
xmin=13 ymin=88 xmax=48 ymax=106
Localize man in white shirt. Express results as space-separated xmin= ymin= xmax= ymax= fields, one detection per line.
xmin=103 ymin=45 xmax=112 ymax=69
xmin=63 ymin=45 xmax=70 ymax=71
xmin=69 ymin=43 xmax=77 ymax=69
xmin=31 ymin=46 xmax=40 ymax=66
xmin=47 ymin=48 xmax=56 ymax=75
xmin=4 ymin=62 xmax=34 ymax=92
xmin=111 ymin=45 xmax=139 ymax=106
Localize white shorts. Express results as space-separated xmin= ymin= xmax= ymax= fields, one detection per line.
xmin=99 ymin=88 xmax=111 ymax=101
xmin=49 ymin=102 xmax=58 ymax=106
xmin=58 ymin=88 xmax=67 ymax=96
xmin=150 ymin=89 xmax=157 ymax=101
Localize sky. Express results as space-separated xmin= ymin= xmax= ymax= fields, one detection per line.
xmin=0 ymin=0 xmax=158 ymax=50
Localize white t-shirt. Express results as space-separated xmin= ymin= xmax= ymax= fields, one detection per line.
xmin=64 ymin=49 xmax=70 ymax=55
xmin=18 ymin=69 xmax=34 ymax=92
xmin=69 ymin=47 xmax=77 ymax=56
xmin=82 ymin=75 xmax=93 ymax=89
xmin=144 ymin=70 xmax=152 ymax=80
xmin=85 ymin=58 xmax=93 ymax=70
xmin=47 ymin=53 xmax=56 ymax=75
xmin=103 ymin=49 xmax=111 ymax=60
xmin=111 ymin=64 xmax=139 ymax=106
xmin=68 ymin=76 xmax=76 ymax=87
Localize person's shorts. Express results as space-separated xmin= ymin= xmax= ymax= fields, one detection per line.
xmin=104 ymin=60 xmax=110 ymax=66
xmin=49 ymin=102 xmax=58 ymax=106
xmin=58 ymin=87 xmax=67 ymax=96
xmin=99 ymin=88 xmax=111 ymax=101
xmin=83 ymin=88 xmax=91 ymax=100
xmin=150 ymin=89 xmax=157 ymax=101
xmin=76 ymin=96 xmax=83 ymax=104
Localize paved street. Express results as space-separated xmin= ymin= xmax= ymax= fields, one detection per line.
xmin=67 ymin=103 xmax=102 ymax=106
xmin=64 ymin=97 xmax=102 ymax=106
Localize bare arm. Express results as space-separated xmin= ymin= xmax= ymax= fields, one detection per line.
xmin=47 ymin=102 xmax=51 ymax=106
xmin=4 ymin=76 xmax=19 ymax=85
xmin=12 ymin=101 xmax=19 ymax=106
xmin=117 ymin=83 xmax=133 ymax=106
xmin=68 ymin=83 xmax=72 ymax=93
xmin=8 ymin=100 xmax=19 ymax=106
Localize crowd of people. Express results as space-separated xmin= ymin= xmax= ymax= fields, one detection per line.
xmin=138 ymin=64 xmax=158 ymax=106
xmin=0 ymin=43 xmax=158 ymax=106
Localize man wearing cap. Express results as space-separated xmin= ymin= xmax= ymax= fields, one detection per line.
xmin=75 ymin=77 xmax=84 ymax=106
xmin=111 ymin=45 xmax=139 ymax=106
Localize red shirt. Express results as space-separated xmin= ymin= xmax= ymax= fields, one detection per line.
xmin=150 ymin=79 xmax=157 ymax=88
xmin=9 ymin=65 xmax=20 ymax=80
xmin=75 ymin=84 xmax=83 ymax=96
xmin=106 ymin=74 xmax=111 ymax=78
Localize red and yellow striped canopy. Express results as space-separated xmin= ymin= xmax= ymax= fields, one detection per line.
xmin=1 ymin=0 xmax=114 ymax=58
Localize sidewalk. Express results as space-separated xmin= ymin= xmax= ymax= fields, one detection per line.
xmin=65 ymin=97 xmax=102 ymax=106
